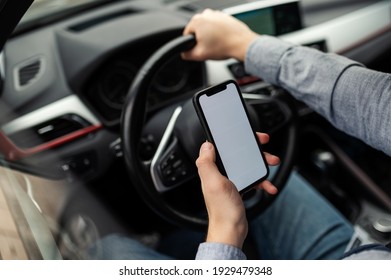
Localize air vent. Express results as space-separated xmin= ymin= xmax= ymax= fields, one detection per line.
xmin=14 ymin=56 xmax=44 ymax=90
xmin=8 ymin=114 xmax=91 ymax=149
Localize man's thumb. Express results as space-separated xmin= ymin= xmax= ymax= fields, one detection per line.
xmin=196 ymin=142 xmax=218 ymax=176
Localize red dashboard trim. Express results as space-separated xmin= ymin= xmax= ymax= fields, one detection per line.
xmin=0 ymin=124 xmax=102 ymax=161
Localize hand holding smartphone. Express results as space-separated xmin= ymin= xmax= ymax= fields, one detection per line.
xmin=193 ymin=80 xmax=269 ymax=193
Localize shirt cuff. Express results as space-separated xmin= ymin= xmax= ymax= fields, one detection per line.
xmin=195 ymin=242 xmax=247 ymax=260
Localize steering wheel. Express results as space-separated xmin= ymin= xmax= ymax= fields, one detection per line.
xmin=121 ymin=34 xmax=298 ymax=230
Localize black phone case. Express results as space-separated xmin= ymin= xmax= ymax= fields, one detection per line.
xmin=192 ymin=80 xmax=269 ymax=193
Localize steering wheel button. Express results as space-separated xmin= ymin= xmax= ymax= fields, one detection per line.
xmin=164 ymin=168 xmax=173 ymax=176
xmin=161 ymin=161 xmax=169 ymax=169
xmin=169 ymin=153 xmax=176 ymax=161
xmin=173 ymin=159 xmax=183 ymax=169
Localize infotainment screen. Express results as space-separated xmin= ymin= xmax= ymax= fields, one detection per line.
xmin=224 ymin=0 xmax=302 ymax=36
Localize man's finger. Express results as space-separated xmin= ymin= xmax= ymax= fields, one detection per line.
xmin=256 ymin=132 xmax=270 ymax=145
xmin=255 ymin=180 xmax=278 ymax=195
xmin=196 ymin=142 xmax=219 ymax=179
xmin=264 ymin=152 xmax=280 ymax=166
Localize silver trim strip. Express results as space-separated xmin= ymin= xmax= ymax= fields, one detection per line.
xmin=24 ymin=175 xmax=42 ymax=213
xmin=0 ymin=51 xmax=4 ymax=79
xmin=150 ymin=106 xmax=183 ymax=193
xmin=242 ymin=93 xmax=270 ymax=100
xmin=223 ymin=0 xmax=298 ymax=15
xmin=2 ymin=95 xmax=101 ymax=136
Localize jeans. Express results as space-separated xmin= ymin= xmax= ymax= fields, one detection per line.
xmin=88 ymin=170 xmax=354 ymax=260
xmin=249 ymin=170 xmax=354 ymax=259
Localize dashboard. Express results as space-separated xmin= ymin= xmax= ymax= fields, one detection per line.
xmin=1 ymin=0 xmax=391 ymax=183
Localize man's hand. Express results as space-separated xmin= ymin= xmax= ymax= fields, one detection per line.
xmin=196 ymin=133 xmax=279 ymax=249
xmin=182 ymin=9 xmax=259 ymax=62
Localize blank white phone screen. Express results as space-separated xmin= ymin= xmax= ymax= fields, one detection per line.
xmin=199 ymin=83 xmax=268 ymax=192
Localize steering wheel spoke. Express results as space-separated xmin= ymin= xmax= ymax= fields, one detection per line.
xmin=243 ymin=92 xmax=293 ymax=135
xmin=150 ymin=106 xmax=196 ymax=193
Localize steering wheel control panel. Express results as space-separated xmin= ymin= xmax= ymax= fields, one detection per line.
xmin=158 ymin=141 xmax=195 ymax=188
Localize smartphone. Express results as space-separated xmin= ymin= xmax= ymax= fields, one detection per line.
xmin=193 ymin=80 xmax=269 ymax=193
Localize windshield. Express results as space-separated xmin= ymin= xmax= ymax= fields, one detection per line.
xmin=20 ymin=0 xmax=112 ymax=24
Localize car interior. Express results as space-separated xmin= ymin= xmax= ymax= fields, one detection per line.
xmin=1 ymin=0 xmax=391 ymax=260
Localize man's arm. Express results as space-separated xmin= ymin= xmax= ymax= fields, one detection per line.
xmin=245 ymin=35 xmax=391 ymax=156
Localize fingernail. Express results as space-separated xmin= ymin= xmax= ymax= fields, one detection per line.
xmin=201 ymin=141 xmax=213 ymax=151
